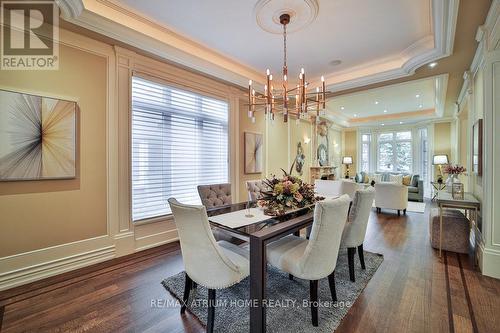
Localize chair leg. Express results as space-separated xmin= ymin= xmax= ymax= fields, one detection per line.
xmin=327 ymin=271 xmax=337 ymax=302
xmin=192 ymin=281 xmax=197 ymax=290
xmin=181 ymin=273 xmax=193 ymax=314
xmin=358 ymin=244 xmax=366 ymax=269
xmin=397 ymin=210 xmax=401 ymax=216
xmin=348 ymin=247 xmax=356 ymax=282
xmin=207 ymin=289 xmax=216 ymax=333
xmin=309 ymin=280 xmax=319 ymax=327
xmin=403 ymin=209 xmax=407 ymax=215
xmin=289 ymin=274 xmax=294 ymax=281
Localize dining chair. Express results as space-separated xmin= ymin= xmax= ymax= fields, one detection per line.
xmin=265 ymin=195 xmax=350 ymax=327
xmin=168 ymin=198 xmax=249 ymax=333
xmin=197 ymin=183 xmax=233 ymax=241
xmin=340 ymin=187 xmax=375 ymax=282
xmin=245 ymin=179 xmax=269 ymax=201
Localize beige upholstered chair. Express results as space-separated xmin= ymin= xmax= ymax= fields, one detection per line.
xmin=197 ymin=183 xmax=232 ymax=208
xmin=341 ymin=187 xmax=375 ymax=282
xmin=374 ymin=182 xmax=408 ymax=216
xmin=314 ymin=179 xmax=362 ymax=200
xmin=168 ymin=198 xmax=249 ymax=333
xmin=197 ymin=183 xmax=233 ymax=241
xmin=245 ymin=179 xmax=269 ymax=201
xmin=266 ymin=195 xmax=350 ymax=327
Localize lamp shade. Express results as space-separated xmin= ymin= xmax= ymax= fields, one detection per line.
xmin=433 ymin=154 xmax=449 ymax=165
xmin=342 ymin=156 xmax=353 ymax=164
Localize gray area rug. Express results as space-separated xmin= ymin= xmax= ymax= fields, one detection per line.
xmin=162 ymin=248 xmax=383 ymax=333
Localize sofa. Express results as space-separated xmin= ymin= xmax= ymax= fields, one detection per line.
xmin=355 ymin=172 xmax=423 ymax=202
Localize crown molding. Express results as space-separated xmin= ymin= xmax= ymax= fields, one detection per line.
xmin=61 ymin=0 xmax=458 ymax=92
xmin=56 ymin=0 xmax=84 ymax=18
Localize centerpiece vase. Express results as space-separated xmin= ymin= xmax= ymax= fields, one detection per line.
xmin=446 ymin=174 xmax=460 ymax=193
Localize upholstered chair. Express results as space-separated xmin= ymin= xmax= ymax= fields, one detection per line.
xmin=340 ymin=187 xmax=375 ymax=282
xmin=197 ymin=183 xmax=232 ymax=208
xmin=245 ymin=179 xmax=269 ymax=201
xmin=374 ymin=182 xmax=408 ymax=216
xmin=168 ymin=198 xmax=249 ymax=333
xmin=314 ymin=179 xmax=362 ymax=200
xmin=197 ymin=183 xmax=233 ymax=242
xmin=266 ymin=195 xmax=350 ymax=327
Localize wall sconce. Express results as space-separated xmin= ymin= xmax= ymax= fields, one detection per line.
xmin=304 ymin=137 xmax=311 ymax=144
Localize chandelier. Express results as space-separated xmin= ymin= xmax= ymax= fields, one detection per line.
xmin=247 ymin=13 xmax=328 ymax=123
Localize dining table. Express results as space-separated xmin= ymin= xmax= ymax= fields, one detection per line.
xmin=206 ymin=201 xmax=321 ymax=333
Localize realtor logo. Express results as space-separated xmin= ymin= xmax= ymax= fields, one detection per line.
xmin=1 ymin=1 xmax=59 ymax=70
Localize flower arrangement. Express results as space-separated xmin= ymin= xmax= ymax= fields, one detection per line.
xmin=257 ymin=162 xmax=322 ymax=216
xmin=443 ymin=164 xmax=466 ymax=175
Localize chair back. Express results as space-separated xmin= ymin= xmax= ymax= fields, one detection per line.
xmin=314 ymin=179 xmax=343 ymax=197
xmin=246 ymin=179 xmax=269 ymax=201
xmin=374 ymin=182 xmax=408 ymax=209
xmin=197 ymin=183 xmax=232 ymax=208
xmin=299 ymin=195 xmax=350 ymax=279
xmin=168 ymin=198 xmax=242 ymax=288
xmin=342 ymin=187 xmax=375 ymax=248
xmin=341 ymin=181 xmax=363 ymax=200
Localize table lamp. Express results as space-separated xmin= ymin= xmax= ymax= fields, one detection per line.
xmin=433 ymin=154 xmax=449 ymax=183
xmin=342 ymin=156 xmax=353 ymax=179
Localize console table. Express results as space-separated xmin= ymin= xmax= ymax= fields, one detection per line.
xmin=430 ymin=181 xmax=446 ymax=201
xmin=436 ymin=192 xmax=480 ymax=263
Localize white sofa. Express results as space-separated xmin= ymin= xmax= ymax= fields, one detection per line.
xmin=315 ymin=179 xmax=363 ymax=200
xmin=374 ymin=182 xmax=408 ymax=216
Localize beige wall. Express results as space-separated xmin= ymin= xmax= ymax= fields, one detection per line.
xmin=0 ymin=44 xmax=108 ymax=257
xmin=343 ymin=130 xmax=357 ymax=177
xmin=433 ymin=122 xmax=452 ymax=179
xmin=289 ymin=120 xmax=313 ymax=182
xmin=238 ymin=101 xmax=266 ymax=201
xmin=266 ymin=114 xmax=289 ymax=178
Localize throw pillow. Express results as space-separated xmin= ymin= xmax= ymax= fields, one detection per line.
xmin=402 ymin=175 xmax=411 ymax=186
xmin=373 ymin=173 xmax=383 ymax=183
xmin=389 ymin=174 xmax=403 ymax=184
xmin=363 ymin=173 xmax=369 ymax=183
xmin=411 ymin=175 xmax=420 ymax=187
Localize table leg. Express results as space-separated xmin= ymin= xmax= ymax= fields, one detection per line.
xmin=439 ymin=204 xmax=443 ymax=258
xmin=250 ymin=236 xmax=266 ymax=333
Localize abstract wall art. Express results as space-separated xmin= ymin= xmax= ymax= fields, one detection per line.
xmin=0 ymin=90 xmax=76 ymax=181
xmin=244 ymin=131 xmax=263 ymax=174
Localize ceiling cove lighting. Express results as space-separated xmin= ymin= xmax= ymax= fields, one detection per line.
xmin=415 ymin=94 xmax=421 ymax=98
xmin=247 ymin=13 xmax=328 ymax=124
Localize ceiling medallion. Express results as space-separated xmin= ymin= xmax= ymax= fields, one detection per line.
xmin=253 ymin=0 xmax=319 ymax=34
xmin=247 ymin=12 xmax=329 ymax=124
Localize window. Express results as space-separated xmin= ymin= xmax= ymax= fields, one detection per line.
xmin=131 ymin=76 xmax=229 ymax=221
xmin=419 ymin=127 xmax=429 ymax=188
xmin=377 ymin=131 xmax=412 ymax=172
xmin=360 ymin=134 xmax=371 ymax=172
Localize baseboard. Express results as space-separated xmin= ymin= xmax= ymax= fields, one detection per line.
xmin=0 ymin=235 xmax=116 ymax=291
xmin=479 ymin=244 xmax=500 ymax=279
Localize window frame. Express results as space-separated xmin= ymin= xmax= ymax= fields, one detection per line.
xmin=130 ymin=75 xmax=230 ymax=223
xmin=376 ymin=130 xmax=413 ymax=173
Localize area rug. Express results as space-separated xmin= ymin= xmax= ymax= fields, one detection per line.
xmin=161 ymin=248 xmax=383 ymax=333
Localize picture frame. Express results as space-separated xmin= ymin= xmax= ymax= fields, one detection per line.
xmin=0 ymin=89 xmax=77 ymax=181
xmin=472 ymin=119 xmax=483 ymax=176
xmin=244 ymin=131 xmax=263 ymax=174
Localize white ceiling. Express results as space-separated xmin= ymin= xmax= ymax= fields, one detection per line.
xmin=328 ymin=78 xmax=435 ymax=118
xmin=115 ymin=0 xmax=432 ymax=80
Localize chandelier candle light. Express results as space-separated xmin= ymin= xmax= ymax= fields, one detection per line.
xmin=247 ymin=13 xmax=328 ymax=124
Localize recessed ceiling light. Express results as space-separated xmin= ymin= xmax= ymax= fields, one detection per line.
xmin=353 ymin=114 xmax=357 ymax=117
xmin=340 ymin=106 xmax=345 ymax=110
xmin=415 ymin=94 xmax=420 ymax=98
xmin=329 ymin=59 xmax=342 ymax=66
xmin=419 ymin=104 xmax=423 ymax=108
xmin=383 ymin=109 xmax=387 ymax=113
xmin=375 ymin=101 xmax=379 ymax=105
xmin=400 ymin=121 xmax=403 ymax=124
xmin=381 ymin=123 xmax=385 ymax=126
xmin=429 ymin=62 xmax=438 ymax=68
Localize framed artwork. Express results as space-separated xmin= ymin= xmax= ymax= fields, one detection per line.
xmin=0 ymin=89 xmax=77 ymax=181
xmin=244 ymin=131 xmax=263 ymax=174
xmin=472 ymin=119 xmax=482 ymax=176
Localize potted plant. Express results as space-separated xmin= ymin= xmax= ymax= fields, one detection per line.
xmin=443 ymin=164 xmax=466 ymax=193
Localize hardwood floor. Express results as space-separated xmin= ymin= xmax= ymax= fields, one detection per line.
xmin=1 ymin=201 xmax=500 ymax=332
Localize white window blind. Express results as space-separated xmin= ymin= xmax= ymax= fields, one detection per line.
xmin=131 ymin=76 xmax=229 ymax=222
